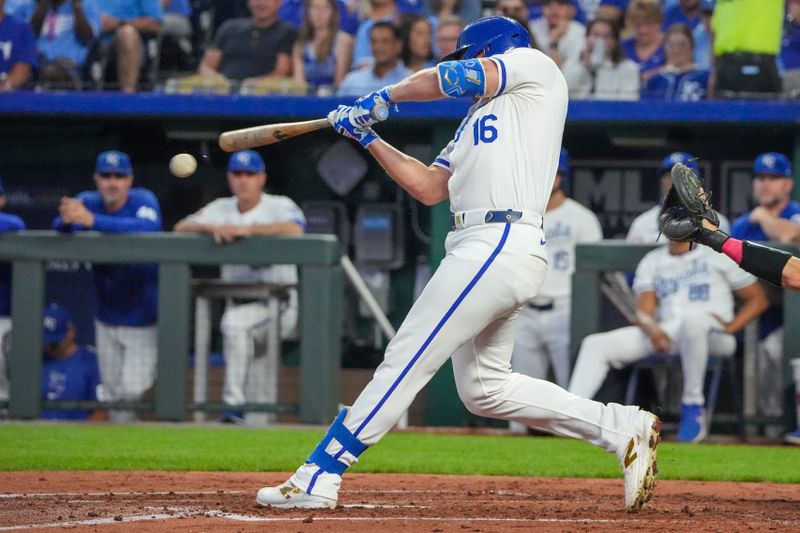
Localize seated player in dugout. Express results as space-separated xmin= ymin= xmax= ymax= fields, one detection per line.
xmin=41 ymin=304 xmax=106 ymax=421
xmin=174 ymin=150 xmax=306 ymax=424
xmin=657 ymin=160 xmax=800 ymax=444
xmin=569 ymin=236 xmax=768 ymax=443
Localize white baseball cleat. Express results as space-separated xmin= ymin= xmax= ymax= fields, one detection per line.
xmin=617 ymin=409 xmax=661 ymax=513
xmin=256 ymin=481 xmax=337 ymax=509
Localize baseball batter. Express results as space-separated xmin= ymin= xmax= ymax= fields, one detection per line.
xmin=627 ymin=153 xmax=730 ymax=244
xmin=174 ymin=150 xmax=306 ymax=423
xmin=53 ymin=151 xmax=162 ymax=423
xmin=258 ymin=16 xmax=660 ymax=512
xmin=569 ymin=239 xmax=767 ymax=442
xmin=509 ymin=148 xmax=602 ymax=434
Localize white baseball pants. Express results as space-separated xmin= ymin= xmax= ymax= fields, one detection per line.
xmin=757 ymin=327 xmax=784 ymax=422
xmin=568 ymin=310 xmax=736 ymax=405
xmin=291 ymin=223 xmax=647 ymax=500
xmin=220 ymin=293 xmax=297 ymax=409
xmin=95 ymin=321 xmax=157 ymax=422
xmin=0 ymin=317 xmax=11 ymax=403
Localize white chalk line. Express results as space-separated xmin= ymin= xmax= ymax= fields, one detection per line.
xmin=0 ymin=490 xmax=248 ymax=499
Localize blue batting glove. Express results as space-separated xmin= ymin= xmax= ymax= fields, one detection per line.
xmin=351 ymin=86 xmax=394 ymax=127
xmin=327 ymin=105 xmax=380 ymax=148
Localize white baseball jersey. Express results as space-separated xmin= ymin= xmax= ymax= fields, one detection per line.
xmin=540 ymin=198 xmax=603 ymax=300
xmin=186 ymin=193 xmax=306 ymax=284
xmin=633 ymin=245 xmax=755 ymax=324
xmin=626 ymin=205 xmax=730 ymax=243
xmin=433 ymin=47 xmax=569 ymax=219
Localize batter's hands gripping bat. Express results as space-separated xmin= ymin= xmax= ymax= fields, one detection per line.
xmin=218 ymin=103 xmax=389 ymax=152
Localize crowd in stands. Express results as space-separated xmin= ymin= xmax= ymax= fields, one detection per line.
xmin=0 ymin=0 xmax=797 ymax=99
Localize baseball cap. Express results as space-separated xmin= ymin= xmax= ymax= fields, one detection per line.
xmin=701 ymin=0 xmax=715 ymax=12
xmin=661 ymin=152 xmax=699 ymax=174
xmin=557 ymin=148 xmax=570 ymax=176
xmin=753 ymin=152 xmax=792 ymax=178
xmin=95 ymin=150 xmax=133 ymax=175
xmin=228 ymin=150 xmax=266 ymax=173
xmin=43 ymin=304 xmax=71 ymax=345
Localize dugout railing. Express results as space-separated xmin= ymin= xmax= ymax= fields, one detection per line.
xmin=572 ymin=241 xmax=800 ymax=433
xmin=0 ymin=231 xmax=342 ymax=423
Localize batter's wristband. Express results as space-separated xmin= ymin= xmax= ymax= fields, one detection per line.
xmin=740 ymin=240 xmax=792 ymax=287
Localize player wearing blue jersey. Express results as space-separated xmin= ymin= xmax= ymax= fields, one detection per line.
xmin=0 ymin=176 xmax=25 ymax=409
xmin=258 ymin=16 xmax=661 ymax=513
xmin=53 ymin=150 xmax=161 ymax=422
xmin=41 ymin=304 xmax=105 ymax=421
xmin=730 ymin=152 xmax=800 ymax=440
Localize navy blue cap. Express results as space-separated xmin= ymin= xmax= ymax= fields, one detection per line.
xmin=43 ymin=304 xmax=71 ymax=344
xmin=228 ymin=150 xmax=266 ymax=173
xmin=662 ymin=152 xmax=699 ymax=174
xmin=95 ymin=151 xmax=133 ymax=175
xmin=753 ymin=152 xmax=792 ymax=178
xmin=557 ymin=148 xmax=570 ymax=176
xmin=701 ymin=0 xmax=714 ymax=12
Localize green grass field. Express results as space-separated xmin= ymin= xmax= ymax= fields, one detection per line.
xmin=1 ymin=424 xmax=799 ymax=483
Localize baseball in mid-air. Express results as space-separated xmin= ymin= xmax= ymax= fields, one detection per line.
xmin=169 ymin=153 xmax=197 ymax=178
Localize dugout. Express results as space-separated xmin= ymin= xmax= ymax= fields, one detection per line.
xmin=0 ymin=93 xmax=799 ymax=430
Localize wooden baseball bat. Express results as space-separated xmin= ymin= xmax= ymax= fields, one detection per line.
xmin=218 ymin=118 xmax=330 ymax=152
xmin=218 ymin=103 xmax=389 ymax=152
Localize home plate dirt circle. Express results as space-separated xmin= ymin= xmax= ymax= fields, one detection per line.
xmin=1 ymin=472 xmax=798 ymax=532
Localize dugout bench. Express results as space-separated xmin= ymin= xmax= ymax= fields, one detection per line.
xmin=0 ymin=231 xmax=342 ymax=423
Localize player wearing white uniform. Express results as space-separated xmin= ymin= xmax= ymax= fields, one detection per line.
xmin=258 ymin=16 xmax=661 ymax=513
xmin=627 ymin=152 xmax=729 ymax=244
xmin=569 ymin=239 xmax=767 ymax=442
xmin=509 ymin=148 xmax=602 ymax=434
xmin=174 ymin=150 xmax=305 ymax=423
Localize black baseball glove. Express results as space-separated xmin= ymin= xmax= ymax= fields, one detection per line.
xmin=659 ymin=162 xmax=729 ymax=251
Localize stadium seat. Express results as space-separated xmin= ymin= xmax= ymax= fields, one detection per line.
xmin=624 ymin=354 xmax=746 ymax=441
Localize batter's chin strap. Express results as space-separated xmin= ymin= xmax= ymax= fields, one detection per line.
xmin=306 ymin=408 xmax=368 ymax=475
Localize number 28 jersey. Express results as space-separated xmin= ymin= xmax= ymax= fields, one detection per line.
xmin=632 ymin=245 xmax=755 ymax=324
xmin=432 ymin=47 xmax=569 ymax=216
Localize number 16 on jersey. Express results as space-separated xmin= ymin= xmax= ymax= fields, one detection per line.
xmin=473 ymin=115 xmax=498 ymax=145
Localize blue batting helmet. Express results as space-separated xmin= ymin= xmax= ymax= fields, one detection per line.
xmin=661 ymin=152 xmax=699 ymax=175
xmin=753 ymin=152 xmax=792 ymax=178
xmin=442 ymin=16 xmax=531 ymax=61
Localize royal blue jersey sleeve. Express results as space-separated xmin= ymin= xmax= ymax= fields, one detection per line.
xmin=0 ymin=212 xmax=25 ymax=232
xmin=91 ymin=189 xmax=161 ymax=233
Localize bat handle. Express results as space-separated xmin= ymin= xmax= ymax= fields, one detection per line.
xmin=371 ymin=102 xmax=389 ymax=121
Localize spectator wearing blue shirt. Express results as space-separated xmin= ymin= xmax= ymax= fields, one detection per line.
xmin=0 ymin=176 xmax=25 ymax=407
xmin=352 ymin=0 xmax=402 ymax=68
xmin=30 ymin=0 xmax=101 ymax=89
xmin=98 ymin=0 xmax=163 ymax=92
xmin=782 ymin=0 xmax=800 ymax=97
xmin=692 ymin=0 xmax=713 ymax=70
xmin=338 ymin=21 xmax=411 ymax=95
xmin=663 ymin=0 xmax=701 ymax=30
xmin=643 ymin=23 xmax=708 ymax=101
xmin=0 ymin=0 xmax=37 ymax=90
xmin=280 ymin=0 xmax=359 ymax=36
xmin=621 ymin=0 xmax=666 ymax=83
xmin=731 ymin=152 xmax=800 ymax=438
xmin=53 ymin=151 xmax=161 ymax=423
xmin=41 ymin=304 xmax=106 ymax=421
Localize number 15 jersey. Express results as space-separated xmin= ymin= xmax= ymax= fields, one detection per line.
xmin=433 ymin=47 xmax=569 ymax=216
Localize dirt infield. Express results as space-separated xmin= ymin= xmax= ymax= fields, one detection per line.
xmin=2 ymin=472 xmax=799 ymax=532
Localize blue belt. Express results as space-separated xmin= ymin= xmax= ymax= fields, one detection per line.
xmin=450 ymin=209 xmax=523 ymax=230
